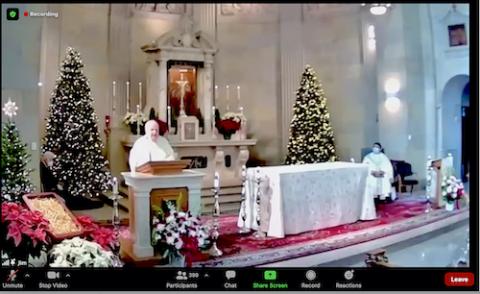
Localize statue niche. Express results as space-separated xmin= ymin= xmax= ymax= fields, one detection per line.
xmin=167 ymin=63 xmax=204 ymax=134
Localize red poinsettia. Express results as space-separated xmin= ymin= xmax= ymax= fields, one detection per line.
xmin=1 ymin=202 xmax=51 ymax=262
xmin=77 ymin=215 xmax=116 ymax=251
xmin=216 ymin=118 xmax=241 ymax=136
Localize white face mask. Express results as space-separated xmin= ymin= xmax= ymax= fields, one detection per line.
xmin=372 ymin=147 xmax=381 ymax=154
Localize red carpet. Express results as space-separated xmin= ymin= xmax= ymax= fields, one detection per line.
xmin=194 ymin=196 xmax=466 ymax=266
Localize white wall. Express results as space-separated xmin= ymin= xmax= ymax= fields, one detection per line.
xmin=375 ymin=3 xmax=469 ymax=185
xmin=216 ymin=7 xmax=281 ymax=164
xmin=303 ymin=7 xmax=378 ymax=162
xmin=429 ymin=4 xmax=469 ymax=176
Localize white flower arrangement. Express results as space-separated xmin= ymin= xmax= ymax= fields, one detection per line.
xmin=441 ymin=175 xmax=464 ymax=203
xmin=221 ymin=112 xmax=245 ymax=123
xmin=122 ymin=111 xmax=148 ymax=126
xmin=49 ymin=237 xmax=116 ymax=267
xmin=151 ymin=202 xmax=210 ymax=258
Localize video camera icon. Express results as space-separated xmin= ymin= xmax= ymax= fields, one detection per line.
xmin=47 ymin=271 xmax=60 ymax=280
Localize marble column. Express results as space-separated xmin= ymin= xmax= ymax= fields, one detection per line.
xmin=193 ymin=4 xmax=217 ymax=38
xmin=279 ymin=4 xmax=305 ymax=158
xmin=204 ymin=60 xmax=214 ymax=136
xmin=131 ymin=189 xmax=154 ymax=258
xmin=158 ymin=56 xmax=168 ymax=122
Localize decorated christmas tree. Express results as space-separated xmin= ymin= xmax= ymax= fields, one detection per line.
xmin=42 ymin=47 xmax=111 ymax=198
xmin=285 ymin=65 xmax=337 ymax=164
xmin=1 ymin=98 xmax=34 ymax=202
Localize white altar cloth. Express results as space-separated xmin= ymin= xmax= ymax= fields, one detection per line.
xmin=237 ymin=162 xmax=371 ymax=238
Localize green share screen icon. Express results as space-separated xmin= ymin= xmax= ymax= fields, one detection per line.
xmin=264 ymin=270 xmax=277 ymax=281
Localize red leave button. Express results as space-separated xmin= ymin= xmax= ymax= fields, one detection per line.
xmin=445 ymin=272 xmax=475 ymax=287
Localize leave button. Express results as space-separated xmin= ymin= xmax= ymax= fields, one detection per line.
xmin=444 ymin=272 xmax=474 ymax=287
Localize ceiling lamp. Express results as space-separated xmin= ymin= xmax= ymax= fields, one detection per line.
xmin=361 ymin=3 xmax=391 ymax=16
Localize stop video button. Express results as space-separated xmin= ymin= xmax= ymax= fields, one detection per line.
xmin=444 ymin=272 xmax=474 ymax=287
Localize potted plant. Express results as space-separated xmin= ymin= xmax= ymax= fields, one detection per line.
xmin=123 ymin=111 xmax=148 ymax=135
xmin=48 ymin=237 xmax=117 ymax=267
xmin=441 ymin=175 xmax=464 ymax=211
xmin=151 ymin=202 xmax=210 ymax=267
xmin=1 ymin=202 xmax=51 ymax=267
xmin=215 ymin=112 xmax=244 ymax=140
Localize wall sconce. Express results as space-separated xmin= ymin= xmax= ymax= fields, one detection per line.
xmin=385 ymin=96 xmax=401 ymax=112
xmin=384 ymin=78 xmax=400 ymax=94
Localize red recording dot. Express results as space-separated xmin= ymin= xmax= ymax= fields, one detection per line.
xmin=24 ymin=11 xmax=29 ymax=17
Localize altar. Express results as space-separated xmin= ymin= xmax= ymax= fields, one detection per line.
xmin=238 ymin=162 xmax=370 ymax=238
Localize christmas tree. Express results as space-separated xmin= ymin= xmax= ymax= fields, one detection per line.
xmin=285 ymin=65 xmax=337 ymax=165
xmin=42 ymin=47 xmax=111 ymax=198
xmin=1 ymin=99 xmax=34 ymax=202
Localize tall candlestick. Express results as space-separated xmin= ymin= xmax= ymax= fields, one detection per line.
xmin=215 ymin=85 xmax=219 ymax=102
xmin=226 ymin=85 xmax=230 ymax=111
xmin=126 ymin=81 xmax=130 ymax=113
xmin=112 ymin=177 xmax=118 ymax=194
xmin=139 ymin=82 xmax=142 ymax=110
xmin=239 ymin=165 xmax=250 ymax=234
xmin=113 ymin=81 xmax=116 ymax=97
xmin=209 ymin=171 xmax=223 ymax=257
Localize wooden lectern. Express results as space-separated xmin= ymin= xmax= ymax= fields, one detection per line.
xmin=135 ymin=159 xmax=191 ymax=175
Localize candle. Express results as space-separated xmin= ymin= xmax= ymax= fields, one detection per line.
xmin=139 ymin=82 xmax=142 ymax=110
xmin=226 ymin=85 xmax=230 ymax=111
xmin=126 ymin=81 xmax=130 ymax=112
xmin=214 ymin=172 xmax=219 ymax=188
xmin=136 ymin=104 xmax=141 ymax=135
xmin=112 ymin=177 xmax=118 ymax=194
xmin=167 ymin=106 xmax=171 ymax=128
xmin=215 ymin=85 xmax=219 ymax=101
xmin=112 ymin=81 xmax=116 ymax=112
xmin=212 ymin=106 xmax=216 ymax=133
xmin=237 ymin=85 xmax=241 ymax=102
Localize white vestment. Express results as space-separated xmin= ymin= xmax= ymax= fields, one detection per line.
xmin=362 ymin=152 xmax=394 ymax=201
xmin=129 ymin=136 xmax=175 ymax=172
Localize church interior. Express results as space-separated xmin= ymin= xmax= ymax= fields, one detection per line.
xmin=1 ymin=3 xmax=473 ymax=268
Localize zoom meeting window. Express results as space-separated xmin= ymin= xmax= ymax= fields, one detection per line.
xmin=1 ymin=2 xmax=478 ymax=292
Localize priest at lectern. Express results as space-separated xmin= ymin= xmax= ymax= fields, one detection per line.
xmin=129 ymin=120 xmax=175 ymax=172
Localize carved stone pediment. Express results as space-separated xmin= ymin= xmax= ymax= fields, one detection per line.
xmin=141 ymin=15 xmax=217 ymax=53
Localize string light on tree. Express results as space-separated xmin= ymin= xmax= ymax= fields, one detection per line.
xmin=2 ymin=99 xmax=34 ymax=202
xmin=42 ymin=47 xmax=111 ymax=199
xmin=285 ymin=65 xmax=337 ymax=164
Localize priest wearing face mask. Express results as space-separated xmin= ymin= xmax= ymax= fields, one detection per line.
xmin=362 ymin=142 xmax=394 ymax=204
xmin=129 ymin=119 xmax=175 ymax=173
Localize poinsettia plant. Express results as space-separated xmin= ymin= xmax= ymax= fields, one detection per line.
xmin=76 ymin=215 xmax=117 ymax=251
xmin=1 ymin=202 xmax=51 ymax=266
xmin=151 ymin=202 xmax=210 ymax=267
xmin=49 ymin=237 xmax=116 ymax=267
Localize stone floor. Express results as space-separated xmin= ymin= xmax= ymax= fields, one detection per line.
xmin=320 ymin=219 xmax=469 ymax=267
